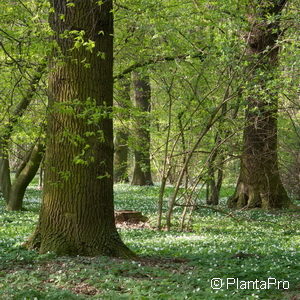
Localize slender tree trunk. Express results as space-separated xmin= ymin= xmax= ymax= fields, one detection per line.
xmin=157 ymin=92 xmax=173 ymax=230
xmin=38 ymin=159 xmax=44 ymax=190
xmin=7 ymin=143 xmax=44 ymax=211
xmin=206 ymin=134 xmax=223 ymax=206
xmin=26 ymin=0 xmax=135 ymax=257
xmin=131 ymin=71 xmax=153 ymax=186
xmin=0 ymin=61 xmax=45 ymax=203
xmin=206 ymin=148 xmax=219 ymax=205
xmin=166 ymin=102 xmax=223 ymax=230
xmin=206 ymin=161 xmax=224 ymax=206
xmin=0 ymin=151 xmax=11 ymax=203
xmin=15 ymin=144 xmax=35 ymax=178
xmin=228 ymin=0 xmax=291 ymax=209
xmin=206 ymin=169 xmax=219 ymax=205
xmin=114 ymin=79 xmax=130 ymax=183
xmin=114 ymin=131 xmax=129 ymax=183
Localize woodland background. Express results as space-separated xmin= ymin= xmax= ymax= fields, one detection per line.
xmin=0 ymin=0 xmax=299 ymax=299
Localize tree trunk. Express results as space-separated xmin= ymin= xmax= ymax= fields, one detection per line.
xmin=206 ymin=131 xmax=224 ymax=206
xmin=114 ymin=79 xmax=130 ymax=183
xmin=38 ymin=157 xmax=44 ymax=190
xmin=206 ymin=174 xmax=219 ymax=206
xmin=27 ymin=0 xmax=135 ymax=257
xmin=131 ymin=71 xmax=153 ymax=186
xmin=0 ymin=61 xmax=45 ymax=203
xmin=15 ymin=144 xmax=35 ymax=178
xmin=206 ymin=142 xmax=219 ymax=205
xmin=7 ymin=143 xmax=44 ymax=211
xmin=228 ymin=0 xmax=291 ymax=209
xmin=0 ymin=153 xmax=11 ymax=203
xmin=206 ymin=164 xmax=223 ymax=206
xmin=114 ymin=130 xmax=129 ymax=183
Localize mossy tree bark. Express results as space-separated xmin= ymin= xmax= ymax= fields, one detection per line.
xmin=131 ymin=71 xmax=153 ymax=186
xmin=228 ymin=0 xmax=291 ymax=209
xmin=7 ymin=143 xmax=44 ymax=211
xmin=27 ymin=0 xmax=135 ymax=257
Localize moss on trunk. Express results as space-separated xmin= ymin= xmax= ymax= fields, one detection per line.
xmin=26 ymin=0 xmax=135 ymax=258
xmin=228 ymin=1 xmax=291 ymax=209
xmin=7 ymin=143 xmax=44 ymax=211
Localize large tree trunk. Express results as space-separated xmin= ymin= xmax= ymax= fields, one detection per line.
xmin=7 ymin=143 xmax=44 ymax=211
xmin=131 ymin=71 xmax=153 ymax=186
xmin=27 ymin=0 xmax=134 ymax=257
xmin=228 ymin=0 xmax=291 ymax=209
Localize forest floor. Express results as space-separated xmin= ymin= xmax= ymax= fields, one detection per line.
xmin=0 ymin=184 xmax=299 ymax=299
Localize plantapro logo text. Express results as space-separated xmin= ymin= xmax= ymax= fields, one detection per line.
xmin=211 ymin=277 xmax=290 ymax=290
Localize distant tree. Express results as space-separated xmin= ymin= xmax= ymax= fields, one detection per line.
xmin=7 ymin=142 xmax=44 ymax=211
xmin=0 ymin=62 xmax=46 ymax=208
xmin=27 ymin=0 xmax=134 ymax=257
xmin=114 ymin=79 xmax=130 ymax=183
xmin=228 ymin=0 xmax=292 ymax=209
xmin=0 ymin=1 xmax=48 ymax=208
xmin=131 ymin=71 xmax=153 ymax=186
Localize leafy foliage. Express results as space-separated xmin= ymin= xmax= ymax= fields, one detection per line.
xmin=0 ymin=0 xmax=300 ymax=297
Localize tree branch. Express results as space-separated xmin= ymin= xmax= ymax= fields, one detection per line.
xmin=1 ymin=61 xmax=46 ymax=143
xmin=114 ymin=51 xmax=206 ymax=81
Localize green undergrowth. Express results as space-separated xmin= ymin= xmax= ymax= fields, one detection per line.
xmin=0 ymin=184 xmax=299 ymax=299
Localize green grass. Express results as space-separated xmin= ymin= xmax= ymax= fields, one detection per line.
xmin=0 ymin=184 xmax=299 ymax=299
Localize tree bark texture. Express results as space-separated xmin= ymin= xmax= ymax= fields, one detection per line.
xmin=131 ymin=71 xmax=153 ymax=186
xmin=27 ymin=0 xmax=134 ymax=257
xmin=7 ymin=143 xmax=44 ymax=211
xmin=228 ymin=0 xmax=291 ymax=209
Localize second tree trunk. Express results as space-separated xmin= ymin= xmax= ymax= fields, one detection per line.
xmin=131 ymin=71 xmax=153 ymax=186
xmin=228 ymin=1 xmax=291 ymax=209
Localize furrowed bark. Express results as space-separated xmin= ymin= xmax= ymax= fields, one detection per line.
xmin=228 ymin=0 xmax=291 ymax=209
xmin=27 ymin=0 xmax=135 ymax=257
